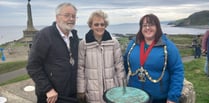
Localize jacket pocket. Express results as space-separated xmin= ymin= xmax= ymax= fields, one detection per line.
xmin=86 ymin=49 xmax=97 ymax=68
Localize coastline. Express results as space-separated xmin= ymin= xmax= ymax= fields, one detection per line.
xmin=1 ymin=24 xmax=209 ymax=45
xmin=174 ymin=25 xmax=209 ymax=29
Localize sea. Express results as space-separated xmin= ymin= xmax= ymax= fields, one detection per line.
xmin=0 ymin=23 xmax=208 ymax=45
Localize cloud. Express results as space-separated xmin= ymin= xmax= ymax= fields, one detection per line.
xmin=0 ymin=0 xmax=209 ymax=26
xmin=0 ymin=1 xmax=23 ymax=7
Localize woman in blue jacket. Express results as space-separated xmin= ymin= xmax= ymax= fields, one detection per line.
xmin=124 ymin=14 xmax=184 ymax=103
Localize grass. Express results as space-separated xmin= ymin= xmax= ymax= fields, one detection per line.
xmin=0 ymin=40 xmax=27 ymax=48
xmin=167 ymin=34 xmax=195 ymax=57
xmin=117 ymin=37 xmax=129 ymax=46
xmin=184 ymin=57 xmax=209 ymax=103
xmin=0 ymin=60 xmax=27 ymax=75
xmin=117 ymin=37 xmax=129 ymax=53
xmin=179 ymin=48 xmax=194 ymax=57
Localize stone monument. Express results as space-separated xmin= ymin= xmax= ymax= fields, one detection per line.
xmin=22 ymin=0 xmax=38 ymax=42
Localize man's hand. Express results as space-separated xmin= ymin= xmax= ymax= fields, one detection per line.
xmin=46 ymin=89 xmax=58 ymax=103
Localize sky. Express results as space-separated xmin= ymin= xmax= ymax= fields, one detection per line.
xmin=0 ymin=0 xmax=209 ymax=26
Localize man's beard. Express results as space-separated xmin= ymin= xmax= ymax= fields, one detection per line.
xmin=60 ymin=22 xmax=75 ymax=31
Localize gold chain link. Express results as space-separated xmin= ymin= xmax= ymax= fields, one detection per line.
xmin=127 ymin=43 xmax=167 ymax=83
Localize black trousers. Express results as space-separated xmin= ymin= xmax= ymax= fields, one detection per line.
xmin=36 ymin=92 xmax=47 ymax=103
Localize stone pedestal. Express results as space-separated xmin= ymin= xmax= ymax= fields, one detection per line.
xmin=23 ymin=29 xmax=38 ymax=38
xmin=21 ymin=29 xmax=38 ymax=42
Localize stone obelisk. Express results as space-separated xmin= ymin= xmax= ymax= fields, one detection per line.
xmin=22 ymin=0 xmax=38 ymax=42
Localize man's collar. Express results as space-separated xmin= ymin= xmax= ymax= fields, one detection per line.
xmin=56 ymin=24 xmax=72 ymax=38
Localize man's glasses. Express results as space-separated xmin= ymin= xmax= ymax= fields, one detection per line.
xmin=93 ymin=23 xmax=105 ymax=27
xmin=58 ymin=13 xmax=77 ymax=19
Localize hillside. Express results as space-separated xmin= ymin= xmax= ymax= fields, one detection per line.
xmin=168 ymin=10 xmax=209 ymax=26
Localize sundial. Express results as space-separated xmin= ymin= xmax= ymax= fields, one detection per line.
xmin=104 ymin=86 xmax=150 ymax=103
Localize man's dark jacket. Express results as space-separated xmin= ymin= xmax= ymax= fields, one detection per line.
xmin=27 ymin=22 xmax=79 ymax=102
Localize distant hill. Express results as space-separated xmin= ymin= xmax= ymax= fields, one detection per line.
xmin=168 ymin=10 xmax=209 ymax=26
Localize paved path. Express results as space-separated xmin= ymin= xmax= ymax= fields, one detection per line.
xmin=0 ymin=56 xmax=195 ymax=103
xmin=0 ymin=68 xmax=27 ymax=83
xmin=182 ymin=56 xmax=195 ymax=63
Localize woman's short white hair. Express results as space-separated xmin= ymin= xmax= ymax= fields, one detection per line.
xmin=87 ymin=10 xmax=109 ymax=27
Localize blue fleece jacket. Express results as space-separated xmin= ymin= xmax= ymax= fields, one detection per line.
xmin=124 ymin=34 xmax=184 ymax=102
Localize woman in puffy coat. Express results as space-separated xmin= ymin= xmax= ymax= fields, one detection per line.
xmin=77 ymin=10 xmax=125 ymax=103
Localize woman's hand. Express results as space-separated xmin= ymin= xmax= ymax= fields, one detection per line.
xmin=167 ymin=100 xmax=175 ymax=103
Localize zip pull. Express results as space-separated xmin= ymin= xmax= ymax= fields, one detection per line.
xmin=100 ymin=46 xmax=103 ymax=51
